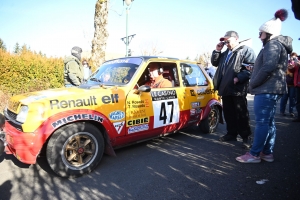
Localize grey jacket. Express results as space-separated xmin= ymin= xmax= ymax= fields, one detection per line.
xmin=249 ymin=35 xmax=293 ymax=95
xmin=212 ymin=42 xmax=256 ymax=96
xmin=64 ymin=55 xmax=83 ymax=86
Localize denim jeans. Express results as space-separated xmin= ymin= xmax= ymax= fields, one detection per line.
xmin=250 ymin=94 xmax=282 ymax=157
xmin=279 ymin=86 xmax=295 ymax=114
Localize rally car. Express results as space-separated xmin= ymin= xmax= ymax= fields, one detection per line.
xmin=1 ymin=56 xmax=223 ymax=178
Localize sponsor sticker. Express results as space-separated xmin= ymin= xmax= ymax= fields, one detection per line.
xmin=51 ymin=114 xmax=103 ymax=129
xmin=128 ymin=124 xmax=149 ymax=134
xmin=109 ymin=110 xmax=125 ymax=121
xmin=113 ymin=121 xmax=125 ymax=134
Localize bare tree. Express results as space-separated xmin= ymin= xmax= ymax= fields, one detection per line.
xmin=139 ymin=40 xmax=163 ymax=56
xmin=198 ymin=52 xmax=211 ymax=67
xmin=91 ymin=0 xmax=109 ymax=68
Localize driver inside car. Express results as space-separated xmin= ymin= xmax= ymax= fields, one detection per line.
xmin=144 ymin=63 xmax=172 ymax=88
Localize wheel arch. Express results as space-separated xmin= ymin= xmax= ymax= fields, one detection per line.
xmin=36 ymin=110 xmax=116 ymax=158
xmin=202 ymin=99 xmax=223 ymax=124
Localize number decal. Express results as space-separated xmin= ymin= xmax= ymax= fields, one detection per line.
xmin=159 ymin=101 xmax=174 ymax=124
xmin=151 ymin=90 xmax=179 ymax=128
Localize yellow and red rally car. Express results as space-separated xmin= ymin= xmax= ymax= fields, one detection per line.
xmin=1 ymin=56 xmax=223 ymax=178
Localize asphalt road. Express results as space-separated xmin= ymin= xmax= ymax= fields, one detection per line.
xmin=0 ymin=95 xmax=299 ymax=200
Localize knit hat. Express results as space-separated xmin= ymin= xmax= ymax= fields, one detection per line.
xmin=259 ymin=9 xmax=288 ymax=37
xmin=71 ymin=46 xmax=82 ymax=61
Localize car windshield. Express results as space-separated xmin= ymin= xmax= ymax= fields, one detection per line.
xmin=86 ymin=58 xmax=143 ymax=86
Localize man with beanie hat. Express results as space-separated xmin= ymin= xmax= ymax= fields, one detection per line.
xmin=211 ymin=31 xmax=256 ymax=149
xmin=236 ymin=9 xmax=293 ymax=163
xmin=64 ymin=46 xmax=84 ymax=87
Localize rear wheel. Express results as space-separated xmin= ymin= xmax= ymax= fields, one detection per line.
xmin=199 ymin=106 xmax=220 ymax=133
xmin=46 ymin=122 xmax=104 ymax=178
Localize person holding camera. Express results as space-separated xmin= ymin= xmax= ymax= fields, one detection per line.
xmin=211 ymin=31 xmax=256 ymax=148
xmin=288 ymin=52 xmax=300 ymax=122
xmin=279 ymin=53 xmax=297 ymax=117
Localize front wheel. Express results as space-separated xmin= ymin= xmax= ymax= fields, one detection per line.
xmin=46 ymin=122 xmax=104 ymax=178
xmin=199 ymin=106 xmax=220 ymax=133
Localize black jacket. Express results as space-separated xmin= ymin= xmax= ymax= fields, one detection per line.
xmin=211 ymin=44 xmax=256 ymax=96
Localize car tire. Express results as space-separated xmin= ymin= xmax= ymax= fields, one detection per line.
xmin=46 ymin=122 xmax=104 ymax=178
xmin=199 ymin=106 xmax=220 ymax=133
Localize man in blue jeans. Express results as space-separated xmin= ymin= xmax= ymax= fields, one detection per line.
xmin=236 ymin=9 xmax=293 ymax=163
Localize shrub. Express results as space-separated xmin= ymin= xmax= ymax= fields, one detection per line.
xmin=0 ymin=48 xmax=64 ymax=95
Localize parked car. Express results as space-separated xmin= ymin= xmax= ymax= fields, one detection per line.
xmin=1 ymin=56 xmax=223 ymax=178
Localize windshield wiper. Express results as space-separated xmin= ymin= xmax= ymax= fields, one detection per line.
xmin=90 ymin=77 xmax=102 ymax=83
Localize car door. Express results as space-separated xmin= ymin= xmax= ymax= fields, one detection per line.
xmin=124 ymin=61 xmax=189 ymax=142
xmin=180 ymin=62 xmax=211 ymax=125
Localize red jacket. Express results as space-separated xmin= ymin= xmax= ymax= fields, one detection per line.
xmin=289 ymin=62 xmax=300 ymax=87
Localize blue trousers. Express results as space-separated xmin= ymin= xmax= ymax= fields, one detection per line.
xmin=279 ymin=86 xmax=295 ymax=114
xmin=250 ymin=94 xmax=281 ymax=157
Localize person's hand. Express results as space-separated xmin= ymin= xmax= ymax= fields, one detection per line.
xmin=233 ymin=77 xmax=239 ymax=84
xmin=216 ymin=42 xmax=224 ymax=51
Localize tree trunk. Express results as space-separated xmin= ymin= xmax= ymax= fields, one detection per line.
xmin=91 ymin=0 xmax=109 ymax=68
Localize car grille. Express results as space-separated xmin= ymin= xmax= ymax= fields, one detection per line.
xmin=6 ymin=109 xmax=17 ymax=121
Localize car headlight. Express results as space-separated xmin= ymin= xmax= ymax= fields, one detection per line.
xmin=16 ymin=105 xmax=29 ymax=123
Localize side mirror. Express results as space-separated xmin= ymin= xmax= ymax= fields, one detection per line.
xmin=138 ymin=85 xmax=151 ymax=93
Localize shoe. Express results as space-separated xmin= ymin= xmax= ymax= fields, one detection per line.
xmin=280 ymin=112 xmax=286 ymax=116
xmin=236 ymin=152 xmax=261 ymax=163
xmin=219 ymin=134 xmax=237 ymax=142
xmin=292 ymin=118 xmax=300 ymax=122
xmin=290 ymin=113 xmax=295 ymax=117
xmin=242 ymin=137 xmax=252 ymax=149
xmin=260 ymin=152 xmax=274 ymax=162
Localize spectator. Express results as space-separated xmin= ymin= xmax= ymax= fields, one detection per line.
xmin=289 ymin=53 xmax=300 ymax=122
xmin=211 ymin=31 xmax=256 ymax=148
xmin=204 ymin=62 xmax=216 ymax=78
xmin=145 ymin=63 xmax=172 ymax=88
xmin=64 ymin=46 xmax=83 ymax=87
xmin=236 ymin=9 xmax=293 ymax=163
xmin=280 ymin=53 xmax=297 ymax=117
xmin=82 ymin=59 xmax=92 ymax=82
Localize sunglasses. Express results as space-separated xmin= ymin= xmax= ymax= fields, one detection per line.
xmin=259 ymin=32 xmax=263 ymax=37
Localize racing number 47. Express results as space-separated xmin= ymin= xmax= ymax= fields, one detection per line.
xmin=159 ymin=101 xmax=174 ymax=124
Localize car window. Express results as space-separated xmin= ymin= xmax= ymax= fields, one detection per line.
xmin=87 ymin=58 xmax=143 ymax=85
xmin=180 ymin=63 xmax=208 ymax=86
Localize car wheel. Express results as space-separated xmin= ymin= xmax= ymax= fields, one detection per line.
xmin=46 ymin=122 xmax=104 ymax=178
xmin=199 ymin=106 xmax=220 ymax=133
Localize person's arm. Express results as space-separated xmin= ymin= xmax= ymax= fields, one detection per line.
xmin=250 ymin=42 xmax=281 ymax=89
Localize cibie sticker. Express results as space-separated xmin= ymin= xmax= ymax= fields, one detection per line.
xmin=113 ymin=121 xmax=125 ymax=134
xmin=109 ymin=110 xmax=125 ymax=121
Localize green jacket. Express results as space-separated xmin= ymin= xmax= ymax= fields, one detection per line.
xmin=64 ymin=55 xmax=83 ymax=86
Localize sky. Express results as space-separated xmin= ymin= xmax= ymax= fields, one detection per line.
xmin=0 ymin=0 xmax=299 ymax=60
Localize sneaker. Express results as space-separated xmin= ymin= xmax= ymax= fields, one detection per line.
xmin=260 ymin=152 xmax=274 ymax=162
xmin=290 ymin=113 xmax=295 ymax=117
xmin=292 ymin=118 xmax=300 ymax=122
xmin=242 ymin=137 xmax=252 ymax=149
xmin=219 ymin=134 xmax=237 ymax=142
xmin=236 ymin=152 xmax=261 ymax=163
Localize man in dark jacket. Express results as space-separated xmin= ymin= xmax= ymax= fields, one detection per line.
xmin=64 ymin=46 xmax=84 ymax=87
xmin=211 ymin=31 xmax=256 ymax=148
